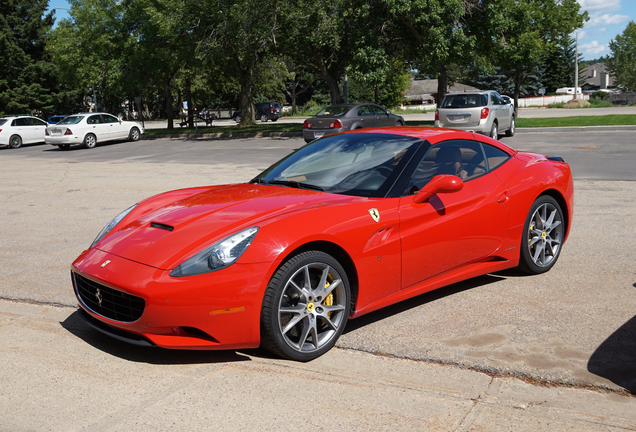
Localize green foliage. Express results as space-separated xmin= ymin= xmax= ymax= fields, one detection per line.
xmin=606 ymin=21 xmax=636 ymax=91
xmin=0 ymin=0 xmax=57 ymax=114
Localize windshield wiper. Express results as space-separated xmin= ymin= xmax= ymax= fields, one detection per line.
xmin=266 ymin=180 xmax=324 ymax=191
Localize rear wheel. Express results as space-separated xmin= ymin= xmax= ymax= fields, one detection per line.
xmin=260 ymin=114 xmax=268 ymax=122
xmin=9 ymin=135 xmax=22 ymax=149
xmin=518 ymin=195 xmax=564 ymax=274
xmin=260 ymin=250 xmax=350 ymax=361
xmin=505 ymin=116 xmax=515 ymax=137
xmin=83 ymin=134 xmax=97 ymax=149
xmin=489 ymin=122 xmax=498 ymax=139
xmin=234 ymin=115 xmax=241 ymax=124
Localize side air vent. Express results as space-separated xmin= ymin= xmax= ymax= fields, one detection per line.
xmin=150 ymin=222 xmax=174 ymax=232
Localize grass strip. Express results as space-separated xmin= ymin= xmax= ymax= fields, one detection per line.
xmin=516 ymin=115 xmax=636 ymax=128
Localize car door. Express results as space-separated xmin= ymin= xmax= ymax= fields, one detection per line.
xmin=356 ymin=105 xmax=376 ymax=128
xmin=100 ymin=114 xmax=126 ymax=140
xmin=399 ymin=139 xmax=510 ymax=289
xmin=491 ymin=92 xmax=510 ymax=130
xmin=12 ymin=118 xmax=34 ymax=142
xmin=28 ymin=117 xmax=47 ymax=143
xmin=85 ymin=114 xmax=109 ymax=141
xmin=371 ymin=105 xmax=391 ymax=126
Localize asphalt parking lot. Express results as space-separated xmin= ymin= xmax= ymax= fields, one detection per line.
xmin=1 ymin=130 xmax=635 ymax=430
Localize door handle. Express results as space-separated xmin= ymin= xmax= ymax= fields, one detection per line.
xmin=497 ymin=192 xmax=508 ymax=203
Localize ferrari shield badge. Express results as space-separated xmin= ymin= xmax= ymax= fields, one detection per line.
xmin=368 ymin=208 xmax=380 ymax=223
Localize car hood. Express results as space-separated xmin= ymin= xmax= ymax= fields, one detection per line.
xmin=95 ymin=183 xmax=353 ymax=269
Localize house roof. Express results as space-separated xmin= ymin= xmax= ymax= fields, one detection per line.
xmin=581 ymin=63 xmax=614 ymax=88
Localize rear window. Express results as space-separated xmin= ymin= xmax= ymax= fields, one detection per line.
xmin=441 ymin=94 xmax=487 ymax=108
xmin=58 ymin=116 xmax=84 ymax=125
xmin=316 ymin=106 xmax=351 ymax=117
xmin=0 ymin=119 xmax=7 ymax=126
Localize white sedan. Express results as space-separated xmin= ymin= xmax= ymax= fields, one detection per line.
xmin=45 ymin=112 xmax=144 ymax=149
xmin=0 ymin=116 xmax=48 ymax=148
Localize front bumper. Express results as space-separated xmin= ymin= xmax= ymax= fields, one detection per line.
xmin=72 ymin=248 xmax=272 ymax=350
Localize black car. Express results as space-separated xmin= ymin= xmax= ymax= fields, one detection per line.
xmin=232 ymin=102 xmax=282 ymax=123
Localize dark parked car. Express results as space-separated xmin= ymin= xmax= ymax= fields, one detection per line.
xmin=302 ymin=103 xmax=405 ymax=143
xmin=233 ymin=102 xmax=282 ymax=123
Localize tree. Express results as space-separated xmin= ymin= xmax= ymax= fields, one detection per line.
xmin=606 ymin=21 xmax=636 ymax=91
xmin=476 ymin=0 xmax=587 ymax=113
xmin=543 ymin=34 xmax=586 ymax=94
xmin=0 ymin=0 xmax=56 ymax=114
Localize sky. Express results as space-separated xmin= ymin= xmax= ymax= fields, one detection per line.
xmin=46 ymin=0 xmax=635 ymax=60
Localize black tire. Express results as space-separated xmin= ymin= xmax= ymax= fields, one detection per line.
xmin=395 ymin=121 xmax=404 ymax=126
xmin=489 ymin=121 xmax=498 ymax=139
xmin=128 ymin=127 xmax=141 ymax=141
xmin=83 ymin=134 xmax=97 ymax=149
xmin=505 ymin=116 xmax=515 ymax=137
xmin=9 ymin=135 xmax=22 ymax=149
xmin=260 ymin=114 xmax=268 ymax=122
xmin=518 ymin=195 xmax=565 ymax=275
xmin=234 ymin=115 xmax=241 ymax=124
xmin=59 ymin=145 xmax=70 ymax=150
xmin=260 ymin=250 xmax=351 ymax=361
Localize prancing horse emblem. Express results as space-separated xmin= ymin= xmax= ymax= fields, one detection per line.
xmin=368 ymin=208 xmax=380 ymax=223
xmin=95 ymin=288 xmax=103 ymax=306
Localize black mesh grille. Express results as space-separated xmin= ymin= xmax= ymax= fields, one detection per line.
xmin=73 ymin=272 xmax=145 ymax=322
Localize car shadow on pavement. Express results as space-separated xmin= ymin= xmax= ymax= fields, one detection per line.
xmin=343 ymin=274 xmax=507 ymax=333
xmin=60 ymin=310 xmax=251 ymax=365
xmin=588 ymin=312 xmax=636 ymax=394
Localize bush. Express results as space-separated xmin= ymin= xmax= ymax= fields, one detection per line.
xmin=591 ymin=91 xmax=609 ymax=100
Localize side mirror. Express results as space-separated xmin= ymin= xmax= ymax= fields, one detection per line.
xmin=413 ymin=175 xmax=463 ymax=204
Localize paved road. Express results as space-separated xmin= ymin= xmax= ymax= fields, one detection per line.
xmin=1 ymin=132 xmax=635 ymax=430
xmin=141 ymin=106 xmax=636 ymax=128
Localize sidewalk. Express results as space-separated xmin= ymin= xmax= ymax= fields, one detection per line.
xmin=1 ymin=299 xmax=634 ymax=431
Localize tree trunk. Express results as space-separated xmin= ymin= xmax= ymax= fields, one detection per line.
xmin=374 ymin=86 xmax=380 ymax=104
xmin=436 ymin=65 xmax=448 ymax=106
xmin=239 ymin=78 xmax=255 ymax=126
xmin=185 ymin=77 xmax=194 ymax=128
xmin=165 ymin=76 xmax=173 ymax=130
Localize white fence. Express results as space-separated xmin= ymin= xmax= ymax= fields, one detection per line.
xmin=516 ymin=94 xmax=590 ymax=107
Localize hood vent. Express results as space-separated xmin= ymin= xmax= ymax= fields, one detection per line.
xmin=150 ymin=222 xmax=174 ymax=232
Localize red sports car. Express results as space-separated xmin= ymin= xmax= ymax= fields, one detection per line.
xmin=71 ymin=127 xmax=573 ymax=361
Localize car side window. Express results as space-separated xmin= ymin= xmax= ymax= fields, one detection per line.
xmin=14 ymin=118 xmax=30 ymax=126
xmin=403 ymin=140 xmax=487 ymax=195
xmin=372 ymin=105 xmax=387 ymax=115
xmin=482 ymin=143 xmax=511 ymax=171
xmin=101 ymin=114 xmax=118 ymax=123
xmin=357 ymin=106 xmax=373 ymax=116
xmin=30 ymin=118 xmax=47 ymax=126
xmin=87 ymin=115 xmax=101 ymax=125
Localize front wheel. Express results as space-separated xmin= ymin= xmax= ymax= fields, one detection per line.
xmin=128 ymin=127 xmax=141 ymax=141
xmin=271 ymin=118 xmax=278 ymax=122
xmin=234 ymin=115 xmax=241 ymax=124
xmin=395 ymin=121 xmax=404 ymax=126
xmin=9 ymin=135 xmax=22 ymax=149
xmin=518 ymin=195 xmax=565 ymax=274
xmin=260 ymin=250 xmax=350 ymax=361
xmin=83 ymin=134 xmax=97 ymax=149
xmin=505 ymin=116 xmax=515 ymax=137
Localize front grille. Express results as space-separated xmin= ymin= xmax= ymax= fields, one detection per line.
xmin=73 ymin=272 xmax=145 ymax=322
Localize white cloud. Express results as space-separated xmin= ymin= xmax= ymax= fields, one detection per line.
xmin=577 ymin=30 xmax=588 ymax=39
xmin=594 ymin=27 xmax=607 ymax=33
xmin=578 ymin=0 xmax=622 ymax=13
xmin=581 ymin=40 xmax=609 ymax=55
xmin=586 ymin=13 xmax=631 ymax=27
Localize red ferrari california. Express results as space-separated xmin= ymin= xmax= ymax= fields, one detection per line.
xmin=72 ymin=127 xmax=573 ymax=361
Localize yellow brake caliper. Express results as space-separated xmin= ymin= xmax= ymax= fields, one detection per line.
xmin=324 ymin=281 xmax=333 ymax=318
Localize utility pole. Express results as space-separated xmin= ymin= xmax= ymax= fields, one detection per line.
xmin=574 ymin=31 xmax=579 ymax=100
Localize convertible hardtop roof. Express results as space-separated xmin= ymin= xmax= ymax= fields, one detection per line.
xmin=340 ymin=126 xmax=516 ymax=155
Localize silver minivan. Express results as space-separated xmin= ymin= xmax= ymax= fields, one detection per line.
xmin=435 ymin=90 xmax=515 ymax=139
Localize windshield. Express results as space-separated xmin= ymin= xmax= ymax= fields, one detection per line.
xmin=316 ymin=106 xmax=352 ymax=117
xmin=57 ymin=116 xmax=84 ymax=125
xmin=254 ymin=133 xmax=421 ymax=197
xmin=441 ymin=94 xmax=487 ymax=108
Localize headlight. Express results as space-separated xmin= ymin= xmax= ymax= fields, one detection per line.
xmin=90 ymin=204 xmax=138 ymax=248
xmin=170 ymin=227 xmax=259 ymax=277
